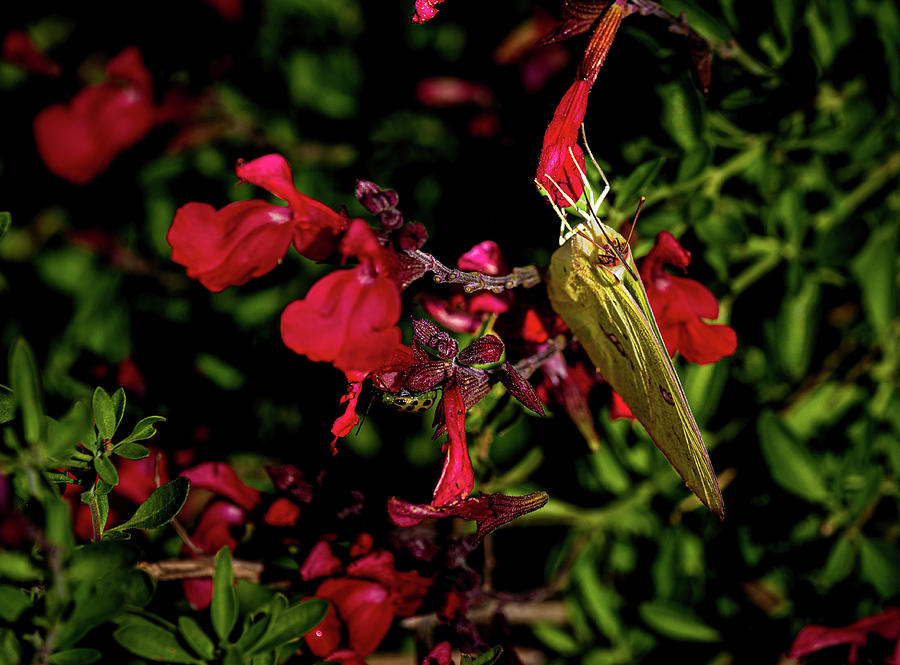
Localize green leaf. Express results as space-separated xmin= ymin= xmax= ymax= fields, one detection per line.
xmin=0 ymin=390 xmax=13 ymax=425
xmin=92 ymin=387 xmax=116 ymax=442
xmin=638 ymin=600 xmax=721 ymax=642
xmin=817 ymin=537 xmax=857 ymax=589
xmin=93 ymin=455 xmax=119 ymax=486
xmin=658 ymin=0 xmax=733 ymax=43
xmin=471 ymin=646 xmax=503 ymax=665
xmin=178 ymin=616 xmax=216 ymax=660
xmin=859 ymin=537 xmax=900 ymax=598
xmin=614 ymin=157 xmax=665 ymax=208
xmin=223 ymin=646 xmax=245 ymax=665
xmin=532 ymin=623 xmax=580 ymax=656
xmin=246 ymin=598 xmax=329 ymax=655
xmin=0 ymin=585 xmax=32 ymax=622
xmin=658 ymin=79 xmax=705 ymax=150
xmin=850 ymin=222 xmax=897 ymax=338
xmin=110 ymin=477 xmax=189 ymax=531
xmin=45 ymin=497 xmax=74 ymax=551
xmin=112 ymin=442 xmax=150 ymax=460
xmin=0 ymin=628 xmax=22 ymax=665
xmin=758 ymin=410 xmax=829 ymax=504
xmin=0 ymin=212 xmax=10 ymax=240
xmin=10 ymin=338 xmax=44 ymax=445
xmin=48 ymin=649 xmax=102 ymax=665
xmin=212 ymin=546 xmax=238 ymax=643
xmin=46 ymin=401 xmax=94 ymax=460
xmin=118 ymin=415 xmax=166 ymax=445
xmin=0 ymin=552 xmax=41 ymax=582
xmin=113 ymin=623 xmax=203 ymax=665
xmin=774 ymin=279 xmax=820 ymax=381
xmin=110 ymin=388 xmax=126 ymax=430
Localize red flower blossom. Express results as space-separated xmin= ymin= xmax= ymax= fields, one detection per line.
xmin=535 ymin=79 xmax=589 ymax=207
xmin=432 ymin=379 xmax=475 ymax=506
xmin=262 ymin=496 xmax=300 ymax=527
xmin=168 ymin=154 xmax=348 ymax=292
xmin=412 ymin=0 xmax=445 ymax=24
xmin=181 ymin=462 xmax=261 ymax=510
xmin=33 ymin=47 xmax=159 ymax=184
xmin=789 ymin=607 xmax=900 ymax=665
xmin=316 ymin=578 xmax=394 ymax=656
xmin=300 ymin=540 xmax=344 ymax=581
xmin=609 ymin=389 xmax=635 ymax=421
xmin=639 ymin=231 xmax=737 ymax=365
xmin=2 ymin=31 xmax=60 ymax=77
xmin=536 ymin=353 xmax=602 ymax=451
xmin=416 ymin=78 xmax=494 ymax=108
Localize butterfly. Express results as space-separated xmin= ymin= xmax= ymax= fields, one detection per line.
xmin=540 ymin=139 xmax=724 ymax=519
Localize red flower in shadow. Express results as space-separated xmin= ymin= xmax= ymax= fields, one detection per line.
xmin=33 ymin=48 xmax=159 ymax=184
xmin=2 ymin=31 xmax=60 ymax=77
xmin=168 ymin=154 xmax=348 ymax=292
xmin=640 ymin=231 xmax=737 ymax=365
xmin=790 ymin=607 xmax=900 ymax=665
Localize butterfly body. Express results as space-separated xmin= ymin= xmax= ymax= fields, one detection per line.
xmin=547 ymin=218 xmax=724 ymax=519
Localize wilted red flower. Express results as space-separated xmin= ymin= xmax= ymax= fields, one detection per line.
xmin=789 ymin=607 xmax=900 ymax=665
xmin=640 ymin=231 xmax=737 ymax=365
xmin=2 ymin=31 xmax=61 ymax=77
xmin=535 ymin=78 xmax=589 ymax=206
xmin=168 ymin=154 xmax=348 ymax=292
xmin=34 ymin=47 xmax=159 ymax=184
xmin=388 ymin=490 xmax=549 ymax=545
xmin=412 ymin=0 xmax=445 ymax=23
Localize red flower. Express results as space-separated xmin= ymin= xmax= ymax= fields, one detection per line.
xmin=181 ymin=462 xmax=261 ymax=510
xmin=300 ymin=540 xmax=344 ymax=581
xmin=262 ymin=496 xmax=300 ymax=527
xmin=412 ymin=0 xmax=445 ymax=24
xmin=432 ymin=379 xmax=475 ymax=506
xmin=535 ymin=79 xmax=589 ymax=207
xmin=168 ymin=154 xmax=348 ymax=292
xmin=33 ymin=47 xmax=159 ymax=183
xmin=789 ymin=608 xmax=900 ymax=665
xmin=2 ymin=31 xmax=60 ymax=77
xmin=640 ymin=231 xmax=737 ymax=365
xmin=416 ymin=78 xmax=494 ymax=108
xmin=315 ymin=578 xmax=394 ymax=656
xmin=609 ymin=389 xmax=635 ymax=421
xmin=282 ymin=219 xmax=412 ymax=382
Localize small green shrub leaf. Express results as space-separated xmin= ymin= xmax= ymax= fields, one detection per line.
xmin=110 ymin=477 xmax=189 ymax=532
xmin=92 ymin=387 xmax=116 ymax=442
xmin=212 ymin=546 xmax=238 ymax=642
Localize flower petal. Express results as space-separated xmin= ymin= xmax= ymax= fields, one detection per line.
xmin=431 ymin=380 xmax=474 ymax=507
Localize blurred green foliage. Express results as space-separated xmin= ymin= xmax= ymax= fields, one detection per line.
xmin=1 ymin=0 xmax=899 ymax=663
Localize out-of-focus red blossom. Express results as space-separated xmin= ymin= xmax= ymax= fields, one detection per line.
xmin=202 ymin=0 xmax=243 ymax=21
xmin=116 ymin=357 xmax=146 ymax=399
xmin=316 ymin=579 xmax=395 ymax=657
xmin=640 ymin=231 xmax=737 ymax=365
xmin=180 ymin=462 xmax=260 ymax=510
xmin=424 ymin=641 xmax=453 ymax=665
xmin=412 ymin=0 xmax=445 ymax=23
xmin=536 ymin=353 xmax=602 ymax=451
xmin=300 ymin=540 xmax=344 ymax=581
xmin=609 ymin=389 xmax=635 ymax=421
xmin=282 ymin=218 xmax=414 ymax=382
xmin=168 ymin=154 xmax=348 ymax=292
xmin=262 ymin=496 xmax=300 ymax=527
xmin=493 ymin=13 xmax=571 ymax=93
xmin=535 ymin=78 xmax=589 ymax=206
xmin=34 ymin=47 xmax=162 ymax=184
xmin=2 ymin=31 xmax=61 ymax=76
xmin=350 ymin=532 xmax=374 ymax=557
xmin=789 ymin=608 xmax=900 ymax=665
xmin=346 ymin=550 xmax=433 ymax=615
xmin=416 ymin=78 xmax=494 ymax=108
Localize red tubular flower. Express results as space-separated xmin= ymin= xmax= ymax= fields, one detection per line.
xmin=535 ymin=79 xmax=589 ymax=206
xmin=180 ymin=462 xmax=261 ymax=510
xmin=2 ymin=31 xmax=61 ymax=76
xmin=168 ymin=154 xmax=348 ymax=292
xmin=789 ymin=608 xmax=900 ymax=665
xmin=34 ymin=47 xmax=158 ymax=183
xmin=431 ymin=379 xmax=475 ymax=507
xmin=640 ymin=231 xmax=737 ymax=365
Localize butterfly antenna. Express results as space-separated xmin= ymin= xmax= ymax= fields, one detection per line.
xmin=537 ymin=175 xmax=581 ymax=245
xmin=580 ymin=124 xmax=611 ymax=212
xmin=356 ymin=390 xmax=377 ymax=436
xmin=580 ymin=181 xmax=637 ymax=281
xmin=626 ymin=196 xmax=645 ymax=246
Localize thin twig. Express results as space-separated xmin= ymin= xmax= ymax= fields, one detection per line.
xmin=404 ymin=249 xmax=542 ymax=293
xmin=138 ymin=557 xmax=263 ymax=582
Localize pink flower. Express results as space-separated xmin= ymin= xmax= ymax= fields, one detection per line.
xmin=167 ymin=154 xmax=348 ymax=292
xmin=535 ymin=79 xmax=589 ymax=206
xmin=300 ymin=541 xmax=344 ymax=581
xmin=412 ymin=0 xmax=446 ymax=24
xmin=33 ymin=48 xmax=158 ymax=183
xmin=640 ymin=231 xmax=737 ymax=365
xmin=2 ymin=31 xmax=60 ymax=77
xmin=416 ymin=78 xmax=493 ymax=108
xmin=180 ymin=462 xmax=261 ymax=510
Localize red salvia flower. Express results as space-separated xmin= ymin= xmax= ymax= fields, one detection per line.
xmin=535 ymin=78 xmax=590 ymax=207
xmin=168 ymin=154 xmax=348 ymax=292
xmin=2 ymin=31 xmax=61 ymax=77
xmin=789 ymin=607 xmax=900 ymax=665
xmin=34 ymin=47 xmax=159 ymax=184
xmin=640 ymin=231 xmax=737 ymax=365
